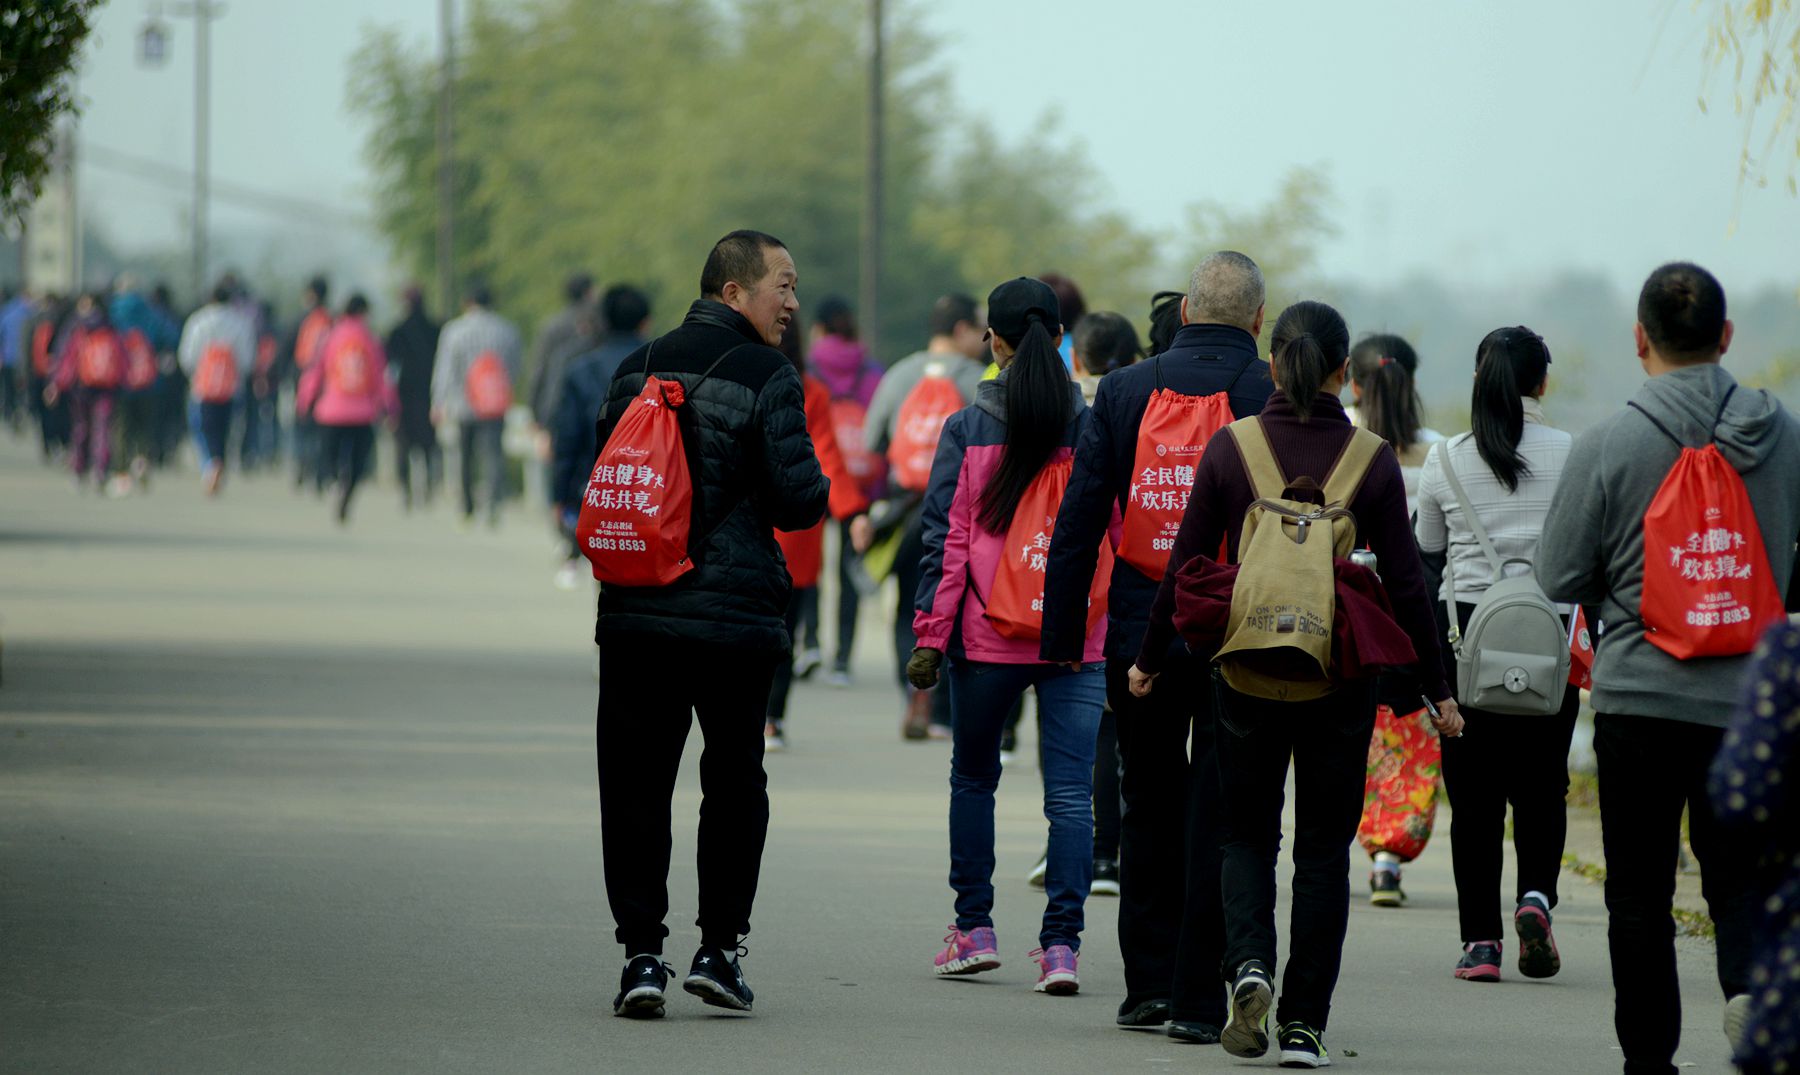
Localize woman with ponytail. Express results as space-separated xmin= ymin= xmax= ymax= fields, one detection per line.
xmin=1413 ymin=326 xmax=1578 ymax=985
xmin=908 ymin=277 xmax=1109 ymax=997
xmin=1348 ymin=334 xmax=1444 ymax=513
xmin=1131 ymin=301 xmax=1460 ymax=1067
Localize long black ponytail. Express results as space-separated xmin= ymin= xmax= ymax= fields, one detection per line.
xmin=1470 ymin=326 xmax=1551 ymax=492
xmin=1269 ymin=301 xmax=1350 ymax=420
xmin=1348 ymin=334 xmax=1423 ymax=450
xmin=977 ymin=315 xmax=1073 ymax=533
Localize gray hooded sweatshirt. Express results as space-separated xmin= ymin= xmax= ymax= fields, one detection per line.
xmin=1537 ymin=363 xmax=1800 ymax=726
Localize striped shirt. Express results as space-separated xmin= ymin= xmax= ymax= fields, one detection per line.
xmin=430 ymin=306 xmax=524 ymax=421
xmin=1414 ymin=398 xmax=1573 ymax=603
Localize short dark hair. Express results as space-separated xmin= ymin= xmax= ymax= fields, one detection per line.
xmin=1638 ymin=262 xmax=1727 ymax=361
xmin=1147 ymin=289 xmax=1184 ymax=356
xmin=601 ymin=284 xmax=650 ymax=334
xmin=564 ymin=272 xmax=594 ymax=304
xmin=211 ymin=283 xmax=233 ymax=305
xmin=344 ymin=293 xmax=370 ymax=318
xmin=928 ymin=293 xmax=979 ymax=339
xmin=700 ymin=230 xmax=786 ymax=299
xmin=464 ymin=280 xmax=494 ymax=308
xmin=307 ymin=275 xmax=329 ymax=303
xmin=1039 ymin=273 xmax=1086 ymax=333
xmin=814 ymin=295 xmax=857 ymax=339
xmin=1073 ymin=311 xmax=1143 ymax=376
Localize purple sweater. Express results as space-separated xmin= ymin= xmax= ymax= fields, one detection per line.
xmin=809 ymin=334 xmax=881 ymax=406
xmin=1135 ymin=390 xmax=1449 ymax=700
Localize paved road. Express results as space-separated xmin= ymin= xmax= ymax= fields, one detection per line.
xmin=0 ymin=437 xmax=1736 ymax=1073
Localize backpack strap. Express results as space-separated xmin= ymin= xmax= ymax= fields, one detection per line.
xmin=1321 ymin=426 xmax=1385 ymax=508
xmin=1434 ymin=440 xmax=1507 ymax=578
xmin=1625 ymin=383 xmax=1738 ymax=447
xmin=1228 ymin=417 xmax=1289 ymax=501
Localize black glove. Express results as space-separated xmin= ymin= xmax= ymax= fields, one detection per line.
xmin=906 ymin=646 xmax=943 ymax=690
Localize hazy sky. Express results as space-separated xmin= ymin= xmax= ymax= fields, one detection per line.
xmin=70 ymin=0 xmax=1800 ymax=296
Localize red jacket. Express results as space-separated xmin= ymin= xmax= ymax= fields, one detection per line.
xmin=776 ymin=375 xmax=870 ymax=588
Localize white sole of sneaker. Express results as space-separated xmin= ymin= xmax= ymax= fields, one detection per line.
xmin=1090 ymin=881 xmax=1120 ymax=897
xmin=934 ymin=954 xmax=1001 ymax=976
xmin=1222 ymin=977 xmax=1272 ymax=1058
xmin=1035 ymin=973 xmax=1079 ymax=995
xmin=683 ymin=975 xmax=751 ymax=1011
xmin=614 ymin=987 xmax=666 ymax=1019
xmin=1278 ymin=1047 xmax=1330 ymax=1068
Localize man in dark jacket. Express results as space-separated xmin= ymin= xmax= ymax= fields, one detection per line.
xmin=528 ymin=271 xmax=598 ymax=433
xmin=385 ymin=286 xmax=441 ymax=509
xmin=596 ymin=231 xmax=827 ymax=1020
xmin=549 ymin=284 xmax=651 ymax=586
xmin=1039 ymin=251 xmax=1276 ymax=1040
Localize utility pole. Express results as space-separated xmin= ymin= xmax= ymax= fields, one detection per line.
xmin=859 ymin=0 xmax=884 ymax=358
xmin=437 ymin=0 xmax=456 ymax=316
xmin=141 ymin=2 xmax=223 ymax=304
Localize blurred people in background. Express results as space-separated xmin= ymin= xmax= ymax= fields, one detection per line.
xmin=148 ymin=284 xmax=186 ymax=469
xmin=766 ymin=319 xmax=872 ymax=750
xmin=1039 ymin=272 xmax=1086 ymax=371
xmin=386 ymin=285 xmax=442 ymax=512
xmin=864 ymin=293 xmax=989 ymax=740
xmin=1347 ymin=334 xmax=1444 ymax=513
xmin=287 ymin=276 xmax=333 ymax=492
xmin=1071 ymin=311 xmax=1143 ymax=403
xmin=1146 ymin=289 xmax=1184 ymax=358
xmin=0 ymin=286 xmax=30 ymax=432
xmin=805 ymin=295 xmax=884 ymax=684
xmin=528 ymin=271 xmax=598 ymax=449
xmin=298 ymin=294 xmax=396 ymax=524
xmin=180 ymin=282 xmax=257 ymax=496
xmin=432 ymin=281 xmax=523 ymax=529
xmin=26 ymin=293 xmax=72 ymax=461
xmin=45 ymin=292 xmax=126 ymax=490
xmin=109 ymin=275 xmax=181 ymax=492
xmin=239 ymin=300 xmax=281 ymax=474
xmin=549 ymin=284 xmax=651 ymax=589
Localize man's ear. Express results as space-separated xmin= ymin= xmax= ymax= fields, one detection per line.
xmin=1178 ymin=295 xmax=1189 ymax=325
xmin=1250 ymin=303 xmax=1265 ymax=339
xmin=1718 ymin=319 xmax=1734 ymax=358
xmin=1633 ymin=322 xmax=1650 ymax=360
xmin=719 ymin=279 xmax=747 ymax=310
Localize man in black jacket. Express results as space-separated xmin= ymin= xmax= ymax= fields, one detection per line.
xmin=597 ymin=231 xmax=828 ymax=1020
xmin=385 ymin=286 xmax=441 ymax=510
xmin=1039 ymin=251 xmax=1276 ymax=1041
xmin=549 ymin=284 xmax=651 ymax=588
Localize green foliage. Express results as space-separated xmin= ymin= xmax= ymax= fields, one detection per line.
xmin=0 ymin=1 xmax=98 ymax=224
xmin=351 ymin=0 xmax=1334 ymax=354
xmin=1701 ymin=0 xmax=1800 ymax=192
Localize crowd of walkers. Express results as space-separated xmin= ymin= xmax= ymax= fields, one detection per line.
xmin=578 ymin=233 xmax=1799 ymax=1075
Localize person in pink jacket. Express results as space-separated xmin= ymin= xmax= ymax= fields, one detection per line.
xmin=906 ymin=277 xmax=1110 ymax=997
xmin=297 ymin=294 xmax=398 ymax=523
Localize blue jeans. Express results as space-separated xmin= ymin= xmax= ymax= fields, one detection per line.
xmin=947 ymin=658 xmax=1105 ymax=950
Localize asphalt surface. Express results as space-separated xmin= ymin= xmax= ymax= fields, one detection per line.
xmin=0 ymin=434 xmax=1737 ymax=1073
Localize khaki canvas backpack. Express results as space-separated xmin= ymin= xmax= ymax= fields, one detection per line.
xmin=1215 ymin=418 xmax=1385 ymax=701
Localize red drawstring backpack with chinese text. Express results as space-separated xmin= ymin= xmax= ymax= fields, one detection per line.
xmin=1629 ymin=385 xmax=1782 ymax=659
xmin=193 ymin=341 xmax=239 ymax=403
xmin=578 ymin=344 xmax=742 ymax=587
xmin=1116 ymin=356 xmax=1242 ymax=577
xmin=75 ymin=327 xmax=126 ymax=391
xmin=464 ymin=351 xmax=513 ymax=420
xmin=888 ymin=364 xmax=966 ymax=493
xmin=984 ymin=457 xmax=1112 ymax=641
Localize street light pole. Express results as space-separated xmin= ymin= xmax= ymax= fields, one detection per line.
xmin=437 ymin=0 xmax=456 ymax=316
xmin=191 ymin=2 xmax=213 ymax=303
xmin=860 ymin=0 xmax=884 ymax=358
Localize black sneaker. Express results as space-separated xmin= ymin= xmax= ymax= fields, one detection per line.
xmin=1369 ymin=868 xmax=1405 ymax=907
xmin=683 ymin=945 xmax=754 ymax=1012
xmin=1221 ymin=960 xmax=1273 ymax=1058
xmin=1453 ymin=941 xmax=1503 ymax=982
xmin=1276 ymin=1021 xmax=1330 ymax=1068
xmin=613 ymin=955 xmax=672 ymax=1019
xmin=1168 ymin=1019 xmax=1222 ymax=1044
xmin=1090 ymin=858 xmax=1121 ymax=897
xmin=1115 ymin=995 xmax=1170 ymax=1027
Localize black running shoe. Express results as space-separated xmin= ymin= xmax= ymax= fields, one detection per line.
xmin=1276 ymin=1021 xmax=1330 ymax=1068
xmin=613 ymin=955 xmax=673 ymax=1019
xmin=1115 ymin=996 xmax=1170 ymax=1027
xmin=683 ymin=945 xmax=754 ymax=1012
xmin=1222 ymin=960 xmax=1273 ymax=1058
xmin=1168 ymin=1020 xmax=1222 ymax=1044
xmin=1090 ymin=858 xmax=1121 ymax=897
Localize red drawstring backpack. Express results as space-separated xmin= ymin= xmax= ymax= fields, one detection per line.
xmin=888 ymin=364 xmax=966 ymax=492
xmin=326 ymin=340 xmax=376 ymax=397
xmin=193 ymin=341 xmax=239 ymax=403
xmin=578 ymin=345 xmax=743 ymax=586
xmin=1117 ymin=357 xmax=1243 ymax=577
xmin=983 ymin=457 xmax=1112 ymax=641
xmin=293 ymin=308 xmax=331 ymax=372
xmin=1629 ymin=385 xmax=1783 ymax=659
xmin=123 ymin=329 xmax=158 ymax=392
xmin=31 ymin=321 xmax=55 ymax=378
xmin=830 ymin=396 xmax=884 ymax=494
xmin=75 ymin=327 xmax=126 ymax=390
xmin=464 ymin=350 xmax=513 ymax=420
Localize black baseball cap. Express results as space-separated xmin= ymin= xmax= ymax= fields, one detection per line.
xmin=986 ymin=277 xmax=1061 ymax=345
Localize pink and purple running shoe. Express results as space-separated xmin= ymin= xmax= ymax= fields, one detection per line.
xmin=933 ymin=926 xmax=1000 ymax=976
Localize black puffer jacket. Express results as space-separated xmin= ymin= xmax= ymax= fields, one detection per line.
xmin=593 ymin=300 xmax=828 ymax=652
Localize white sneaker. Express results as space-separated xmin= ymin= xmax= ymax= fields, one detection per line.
xmin=792 ymin=648 xmax=823 ymax=679
xmin=553 ymin=560 xmax=584 ymax=590
xmin=1026 ymin=851 xmax=1047 ymax=889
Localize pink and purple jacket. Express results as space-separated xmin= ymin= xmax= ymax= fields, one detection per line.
xmin=297 ymin=317 xmax=398 ymax=427
xmin=809 ymin=334 xmax=882 ymax=406
xmin=913 ymin=377 xmax=1111 ymax=664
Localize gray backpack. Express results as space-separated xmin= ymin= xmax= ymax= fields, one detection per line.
xmin=1437 ymin=441 xmax=1569 ymax=716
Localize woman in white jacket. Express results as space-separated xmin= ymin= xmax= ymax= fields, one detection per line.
xmin=1413 ymin=326 xmax=1576 ymax=985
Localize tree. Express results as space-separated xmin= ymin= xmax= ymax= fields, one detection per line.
xmin=1702 ymin=0 xmax=1800 ymax=192
xmin=1174 ymin=166 xmax=1337 ymax=311
xmin=0 ymin=1 xmax=98 ymax=224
